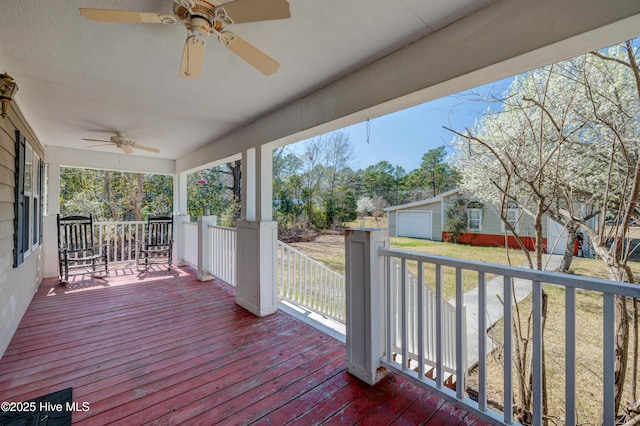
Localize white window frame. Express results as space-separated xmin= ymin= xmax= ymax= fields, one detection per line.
xmin=22 ymin=142 xmax=42 ymax=259
xmin=31 ymin=151 xmax=40 ymax=250
xmin=501 ymin=207 xmax=520 ymax=233
xmin=467 ymin=208 xmax=482 ymax=231
xmin=23 ymin=143 xmax=33 ymax=257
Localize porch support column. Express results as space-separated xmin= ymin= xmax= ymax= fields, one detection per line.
xmin=174 ymin=171 xmax=188 ymax=216
xmin=43 ymin=162 xmax=61 ymax=278
xmin=345 ymin=228 xmax=389 ymax=385
xmin=236 ymin=145 xmax=278 ymax=317
xmin=173 ymin=172 xmax=188 ymax=266
xmin=172 ymin=213 xmax=189 ymax=266
xmin=197 ymin=215 xmax=217 ymax=281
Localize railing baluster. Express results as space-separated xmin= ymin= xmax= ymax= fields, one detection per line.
xmin=603 ymin=293 xmax=615 ymax=425
xmin=532 ymin=280 xmax=542 ymax=426
xmin=417 ymin=261 xmax=425 ymax=379
xmin=503 ymin=275 xmax=513 ymax=424
xmin=435 ymin=264 xmax=443 ymax=389
xmin=401 ymin=258 xmax=408 ymax=371
xmin=127 ymin=223 xmax=132 ymax=261
xmin=386 ymin=254 xmax=392 ymax=364
xmin=566 ymin=286 xmax=576 ymax=425
xmin=455 ymin=267 xmax=464 ymax=398
xmin=119 ymin=223 xmax=124 ymax=262
xmin=478 ymin=271 xmax=487 ymax=412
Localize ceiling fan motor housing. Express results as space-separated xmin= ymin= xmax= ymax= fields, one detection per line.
xmin=174 ymin=0 xmax=225 ymax=37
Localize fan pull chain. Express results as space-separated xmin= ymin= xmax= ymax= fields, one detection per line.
xmin=185 ymin=31 xmax=192 ymax=76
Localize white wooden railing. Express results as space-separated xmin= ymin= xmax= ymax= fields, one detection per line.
xmin=378 ymin=247 xmax=640 ymax=426
xmin=182 ymin=221 xmax=198 ymax=267
xmin=277 ymin=241 xmax=346 ymax=323
xmin=389 ymin=258 xmax=464 ymax=379
xmin=207 ymin=225 xmax=237 ymax=286
xmin=94 ymin=221 xmax=146 ymax=263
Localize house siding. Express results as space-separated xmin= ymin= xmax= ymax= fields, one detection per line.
xmin=442 ymin=192 xmax=549 ymax=250
xmin=0 ymin=101 xmax=45 ymax=358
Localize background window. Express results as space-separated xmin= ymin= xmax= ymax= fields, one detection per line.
xmin=467 ymin=208 xmax=482 ymax=231
xmin=502 ymin=208 xmax=519 ymax=232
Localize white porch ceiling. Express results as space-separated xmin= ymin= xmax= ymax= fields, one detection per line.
xmin=1 ymin=1 xmax=640 ymax=171
xmin=0 ymin=0 xmax=494 ymax=161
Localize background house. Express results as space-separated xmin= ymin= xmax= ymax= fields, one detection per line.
xmin=386 ymin=188 xmax=578 ymax=254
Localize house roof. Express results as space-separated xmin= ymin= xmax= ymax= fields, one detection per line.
xmin=1 ymin=1 xmax=639 ymax=173
xmin=384 ymin=188 xmax=461 ymax=212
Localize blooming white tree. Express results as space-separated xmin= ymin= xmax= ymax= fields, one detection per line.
xmin=451 ymin=40 xmax=640 ymax=421
xmin=356 ymin=196 xmax=374 ymax=218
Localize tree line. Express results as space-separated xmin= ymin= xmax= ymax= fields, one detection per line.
xmin=273 ymin=132 xmax=458 ymax=233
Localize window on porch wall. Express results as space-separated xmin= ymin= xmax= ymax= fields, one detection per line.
xmin=14 ymin=131 xmax=43 ymax=267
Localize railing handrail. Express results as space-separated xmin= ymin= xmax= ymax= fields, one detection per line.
xmin=208 ymin=224 xmax=236 ymax=232
xmin=380 ymin=247 xmax=640 ymax=297
xmin=94 ymin=220 xmax=146 ymax=225
xmin=277 ymin=241 xmax=341 ymax=277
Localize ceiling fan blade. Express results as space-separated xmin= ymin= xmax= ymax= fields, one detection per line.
xmin=82 ymin=138 xmax=112 ymax=143
xmin=217 ymin=0 xmax=290 ymax=24
xmin=219 ymin=32 xmax=279 ymax=75
xmin=79 ymin=8 xmax=175 ymax=24
xmin=121 ymin=145 xmax=135 ymax=154
xmin=179 ymin=36 xmax=206 ymax=78
xmin=86 ymin=143 xmax=114 ymax=148
xmin=132 ymin=144 xmax=160 ymax=153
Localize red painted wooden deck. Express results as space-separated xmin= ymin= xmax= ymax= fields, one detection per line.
xmin=0 ymin=265 xmax=490 ymax=425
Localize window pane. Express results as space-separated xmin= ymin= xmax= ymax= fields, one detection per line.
xmin=24 ymin=144 xmax=32 ymax=193
xmin=32 ymin=197 xmax=38 ymax=246
xmin=23 ymin=198 xmax=30 ymax=245
xmin=33 ymin=153 xmax=40 ymax=196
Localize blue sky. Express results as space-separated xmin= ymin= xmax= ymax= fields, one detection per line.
xmin=340 ymin=77 xmax=513 ymax=172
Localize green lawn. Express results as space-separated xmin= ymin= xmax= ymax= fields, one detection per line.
xmin=289 ymin=233 xmax=640 ymax=300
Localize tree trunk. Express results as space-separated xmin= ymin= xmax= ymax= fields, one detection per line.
xmin=104 ymin=171 xmax=117 ymax=219
xmin=134 ymin=173 xmax=143 ymax=221
xmin=558 ymin=224 xmax=578 ymax=273
xmin=222 ymin=160 xmax=242 ymax=219
xmin=614 ymin=294 xmax=630 ymax=414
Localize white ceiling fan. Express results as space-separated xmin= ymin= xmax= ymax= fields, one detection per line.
xmin=79 ymin=0 xmax=290 ymax=77
xmin=82 ymin=132 xmax=160 ymax=154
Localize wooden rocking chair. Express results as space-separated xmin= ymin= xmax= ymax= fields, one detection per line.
xmin=57 ymin=214 xmax=108 ymax=283
xmin=137 ymin=216 xmax=174 ymax=270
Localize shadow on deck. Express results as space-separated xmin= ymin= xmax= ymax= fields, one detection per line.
xmin=0 ymin=265 xmax=489 ymax=425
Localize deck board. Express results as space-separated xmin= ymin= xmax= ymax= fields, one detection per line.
xmin=0 ymin=265 xmax=491 ymax=425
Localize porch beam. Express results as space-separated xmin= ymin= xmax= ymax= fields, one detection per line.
xmin=47 ymin=146 xmax=174 ymax=175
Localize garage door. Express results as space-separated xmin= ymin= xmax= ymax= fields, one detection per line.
xmin=397 ymin=211 xmax=432 ymax=239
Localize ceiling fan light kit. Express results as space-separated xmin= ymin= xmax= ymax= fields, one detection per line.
xmin=79 ymin=0 xmax=290 ymax=78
